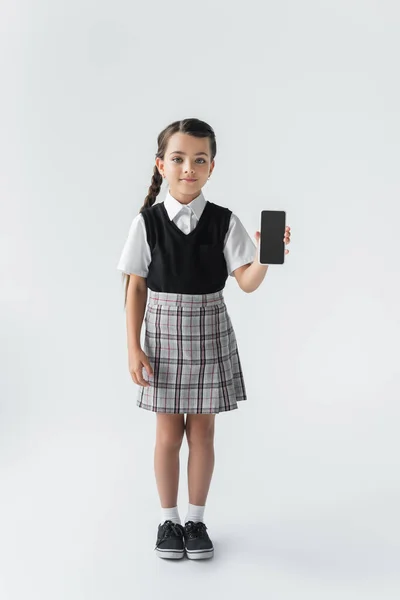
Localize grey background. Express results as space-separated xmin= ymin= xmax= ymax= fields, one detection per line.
xmin=1 ymin=1 xmax=399 ymax=599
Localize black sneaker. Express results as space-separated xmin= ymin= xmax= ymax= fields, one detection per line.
xmin=154 ymin=520 xmax=185 ymax=559
xmin=183 ymin=521 xmax=214 ymax=560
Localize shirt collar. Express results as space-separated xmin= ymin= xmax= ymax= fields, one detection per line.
xmin=163 ymin=189 xmax=207 ymax=221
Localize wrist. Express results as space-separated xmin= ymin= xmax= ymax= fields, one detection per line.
xmin=128 ymin=342 xmax=142 ymax=353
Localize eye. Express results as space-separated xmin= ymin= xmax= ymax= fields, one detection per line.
xmin=171 ymin=157 xmax=206 ymax=164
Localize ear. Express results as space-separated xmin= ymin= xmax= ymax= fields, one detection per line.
xmin=155 ymin=157 xmax=163 ymax=176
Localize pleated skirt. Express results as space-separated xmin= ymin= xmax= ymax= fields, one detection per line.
xmin=137 ymin=289 xmax=247 ymax=414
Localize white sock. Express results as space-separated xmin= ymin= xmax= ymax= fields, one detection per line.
xmin=161 ymin=506 xmax=181 ymax=525
xmin=185 ymin=503 xmax=205 ymax=524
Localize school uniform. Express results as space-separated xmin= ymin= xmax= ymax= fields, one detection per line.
xmin=117 ymin=190 xmax=256 ymax=414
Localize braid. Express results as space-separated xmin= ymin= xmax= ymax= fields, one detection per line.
xmin=123 ymin=168 xmax=162 ymax=308
xmin=140 ymin=166 xmax=163 ymax=213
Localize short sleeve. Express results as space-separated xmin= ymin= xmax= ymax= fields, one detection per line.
xmin=223 ymin=213 xmax=257 ymax=277
xmin=116 ymin=213 xmax=151 ymax=277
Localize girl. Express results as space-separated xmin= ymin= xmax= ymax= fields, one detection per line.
xmin=117 ymin=118 xmax=291 ymax=560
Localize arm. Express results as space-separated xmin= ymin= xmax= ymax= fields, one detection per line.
xmin=125 ymin=274 xmax=153 ymax=386
xmin=234 ymin=230 xmax=268 ymax=293
xmin=126 ymin=274 xmax=148 ymax=351
xmin=224 ymin=213 xmax=267 ymax=293
xmin=234 ymin=254 xmax=269 ymax=293
xmin=117 ymin=213 xmax=153 ymax=385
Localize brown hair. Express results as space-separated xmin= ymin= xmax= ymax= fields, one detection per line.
xmin=122 ymin=118 xmax=217 ymax=307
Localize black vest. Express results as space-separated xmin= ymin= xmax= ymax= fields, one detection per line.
xmin=141 ymin=200 xmax=232 ymax=294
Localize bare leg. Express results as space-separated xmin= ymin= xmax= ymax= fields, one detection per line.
xmin=154 ymin=413 xmax=185 ymax=507
xmin=185 ymin=414 xmax=216 ymax=506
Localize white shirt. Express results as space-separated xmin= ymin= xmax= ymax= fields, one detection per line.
xmin=117 ymin=190 xmax=256 ymax=278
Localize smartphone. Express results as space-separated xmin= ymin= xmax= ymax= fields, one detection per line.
xmin=259 ymin=210 xmax=286 ymax=265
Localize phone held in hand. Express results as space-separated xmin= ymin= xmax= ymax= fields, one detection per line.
xmin=259 ymin=210 xmax=286 ymax=265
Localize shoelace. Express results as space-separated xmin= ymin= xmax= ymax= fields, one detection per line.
xmin=185 ymin=521 xmax=208 ymax=539
xmin=155 ymin=520 xmax=184 ymax=549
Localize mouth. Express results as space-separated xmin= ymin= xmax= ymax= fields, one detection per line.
xmin=181 ymin=179 xmax=197 ymax=182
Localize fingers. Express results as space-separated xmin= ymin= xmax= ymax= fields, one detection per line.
xmin=129 ymin=351 xmax=154 ymax=388
xmin=130 ymin=372 xmax=139 ymax=385
xmin=137 ymin=366 xmax=150 ymax=387
xmin=130 ymin=365 xmax=151 ymax=387
xmin=143 ymin=361 xmax=154 ymax=378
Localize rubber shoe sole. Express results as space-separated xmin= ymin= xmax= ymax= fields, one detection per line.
xmin=155 ymin=547 xmax=185 ymax=560
xmin=185 ymin=546 xmax=214 ymax=560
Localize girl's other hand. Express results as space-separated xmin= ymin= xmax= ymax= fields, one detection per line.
xmin=129 ymin=348 xmax=154 ymax=387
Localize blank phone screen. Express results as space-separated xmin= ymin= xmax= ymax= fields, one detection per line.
xmin=259 ymin=210 xmax=286 ymax=265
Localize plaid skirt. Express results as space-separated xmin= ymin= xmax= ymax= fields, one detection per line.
xmin=137 ymin=290 xmax=247 ymax=414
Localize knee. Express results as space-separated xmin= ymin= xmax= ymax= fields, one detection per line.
xmin=186 ymin=421 xmax=215 ymax=447
xmin=156 ymin=428 xmax=184 ymax=450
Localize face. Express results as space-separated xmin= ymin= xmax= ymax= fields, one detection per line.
xmin=156 ymin=132 xmax=215 ymax=204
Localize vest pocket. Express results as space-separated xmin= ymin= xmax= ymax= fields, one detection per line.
xmin=195 ymin=243 xmax=227 ymax=293
xmin=197 ymin=242 xmax=223 ymax=258
xmin=196 ymin=243 xmax=219 ymax=269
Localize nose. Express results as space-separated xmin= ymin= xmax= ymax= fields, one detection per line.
xmin=183 ymin=161 xmax=195 ymax=173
